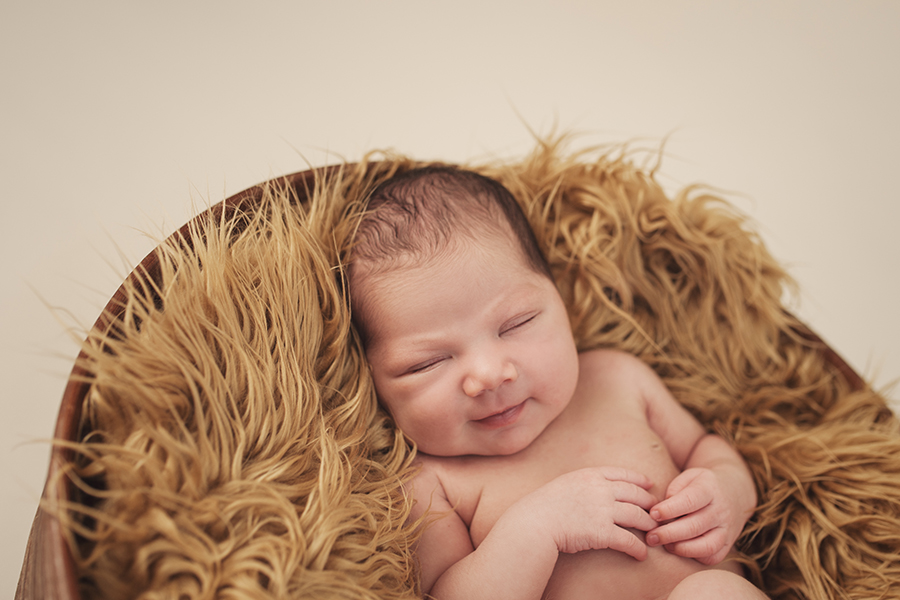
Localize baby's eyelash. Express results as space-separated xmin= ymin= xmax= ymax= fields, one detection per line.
xmin=405 ymin=357 xmax=446 ymax=375
xmin=501 ymin=313 xmax=538 ymax=334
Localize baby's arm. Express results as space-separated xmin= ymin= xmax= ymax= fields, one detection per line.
xmin=410 ymin=462 xmax=658 ymax=600
xmin=634 ymin=358 xmax=757 ymax=565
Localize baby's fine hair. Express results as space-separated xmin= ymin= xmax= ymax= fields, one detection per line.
xmin=351 ymin=165 xmax=552 ymax=279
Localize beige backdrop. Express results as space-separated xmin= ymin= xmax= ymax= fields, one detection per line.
xmin=2 ymin=1 xmax=898 ymax=594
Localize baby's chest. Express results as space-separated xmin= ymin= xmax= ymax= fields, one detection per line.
xmin=442 ymin=413 xmax=679 ymax=548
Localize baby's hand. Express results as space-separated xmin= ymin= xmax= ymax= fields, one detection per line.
xmin=522 ymin=467 xmax=658 ymax=561
xmin=645 ymin=468 xmax=744 ymax=565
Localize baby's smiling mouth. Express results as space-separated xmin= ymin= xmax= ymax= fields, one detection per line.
xmin=474 ymin=401 xmax=526 ymax=429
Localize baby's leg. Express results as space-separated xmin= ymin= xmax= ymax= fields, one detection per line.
xmin=667 ymin=570 xmax=768 ymax=600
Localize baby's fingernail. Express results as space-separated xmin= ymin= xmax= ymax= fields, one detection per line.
xmin=650 ymin=509 xmax=661 ymax=521
xmin=647 ymin=534 xmax=659 ymax=546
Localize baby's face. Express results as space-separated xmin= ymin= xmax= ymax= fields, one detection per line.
xmin=357 ymin=233 xmax=579 ymax=457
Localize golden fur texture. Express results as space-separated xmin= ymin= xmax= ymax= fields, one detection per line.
xmin=63 ymin=139 xmax=899 ymax=599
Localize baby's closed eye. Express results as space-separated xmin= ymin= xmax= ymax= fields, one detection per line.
xmin=404 ymin=356 xmax=449 ymax=375
xmin=500 ymin=311 xmax=540 ymax=336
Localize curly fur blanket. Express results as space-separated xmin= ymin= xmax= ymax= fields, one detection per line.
xmin=64 ymin=139 xmax=899 ymax=599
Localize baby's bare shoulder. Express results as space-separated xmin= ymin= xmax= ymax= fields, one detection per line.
xmin=410 ymin=454 xmax=474 ymax=497
xmin=410 ymin=453 xmax=444 ymax=485
xmin=409 ymin=453 xmax=488 ymax=526
xmin=578 ymin=348 xmax=656 ymax=383
xmin=574 ymin=349 xmax=667 ymax=419
xmin=407 ymin=455 xmax=452 ymax=513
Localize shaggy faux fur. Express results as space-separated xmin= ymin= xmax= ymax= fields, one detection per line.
xmin=63 ymin=139 xmax=899 ymax=599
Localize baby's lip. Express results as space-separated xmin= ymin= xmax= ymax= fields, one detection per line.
xmin=473 ymin=401 xmax=526 ymax=429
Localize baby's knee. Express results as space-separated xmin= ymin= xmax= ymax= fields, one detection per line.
xmin=668 ymin=570 xmax=767 ymax=600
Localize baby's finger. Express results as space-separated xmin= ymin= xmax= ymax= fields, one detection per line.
xmin=662 ymin=529 xmax=729 ymax=565
xmin=597 ymin=466 xmax=654 ymax=490
xmin=650 ymin=485 xmax=711 ymax=522
xmin=612 ymin=481 xmax=658 ymax=512
xmin=604 ymin=527 xmax=649 ymax=562
xmin=646 ymin=508 xmax=717 ymax=546
xmin=615 ymin=501 xmax=658 ymax=533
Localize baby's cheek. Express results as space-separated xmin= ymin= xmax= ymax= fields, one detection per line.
xmin=375 ymin=387 xmax=414 ymax=427
xmin=394 ymin=395 xmax=440 ymax=431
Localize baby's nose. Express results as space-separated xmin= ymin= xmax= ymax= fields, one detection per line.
xmin=462 ymin=359 xmax=518 ymax=397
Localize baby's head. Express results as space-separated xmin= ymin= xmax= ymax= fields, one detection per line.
xmin=349 ymin=166 xmax=579 ymax=457
xmin=349 ymin=166 xmax=552 ymax=329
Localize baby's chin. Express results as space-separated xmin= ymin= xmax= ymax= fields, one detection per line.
xmin=419 ymin=429 xmax=544 ymax=458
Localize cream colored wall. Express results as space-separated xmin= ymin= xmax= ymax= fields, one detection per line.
xmin=2 ymin=1 xmax=897 ymax=593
